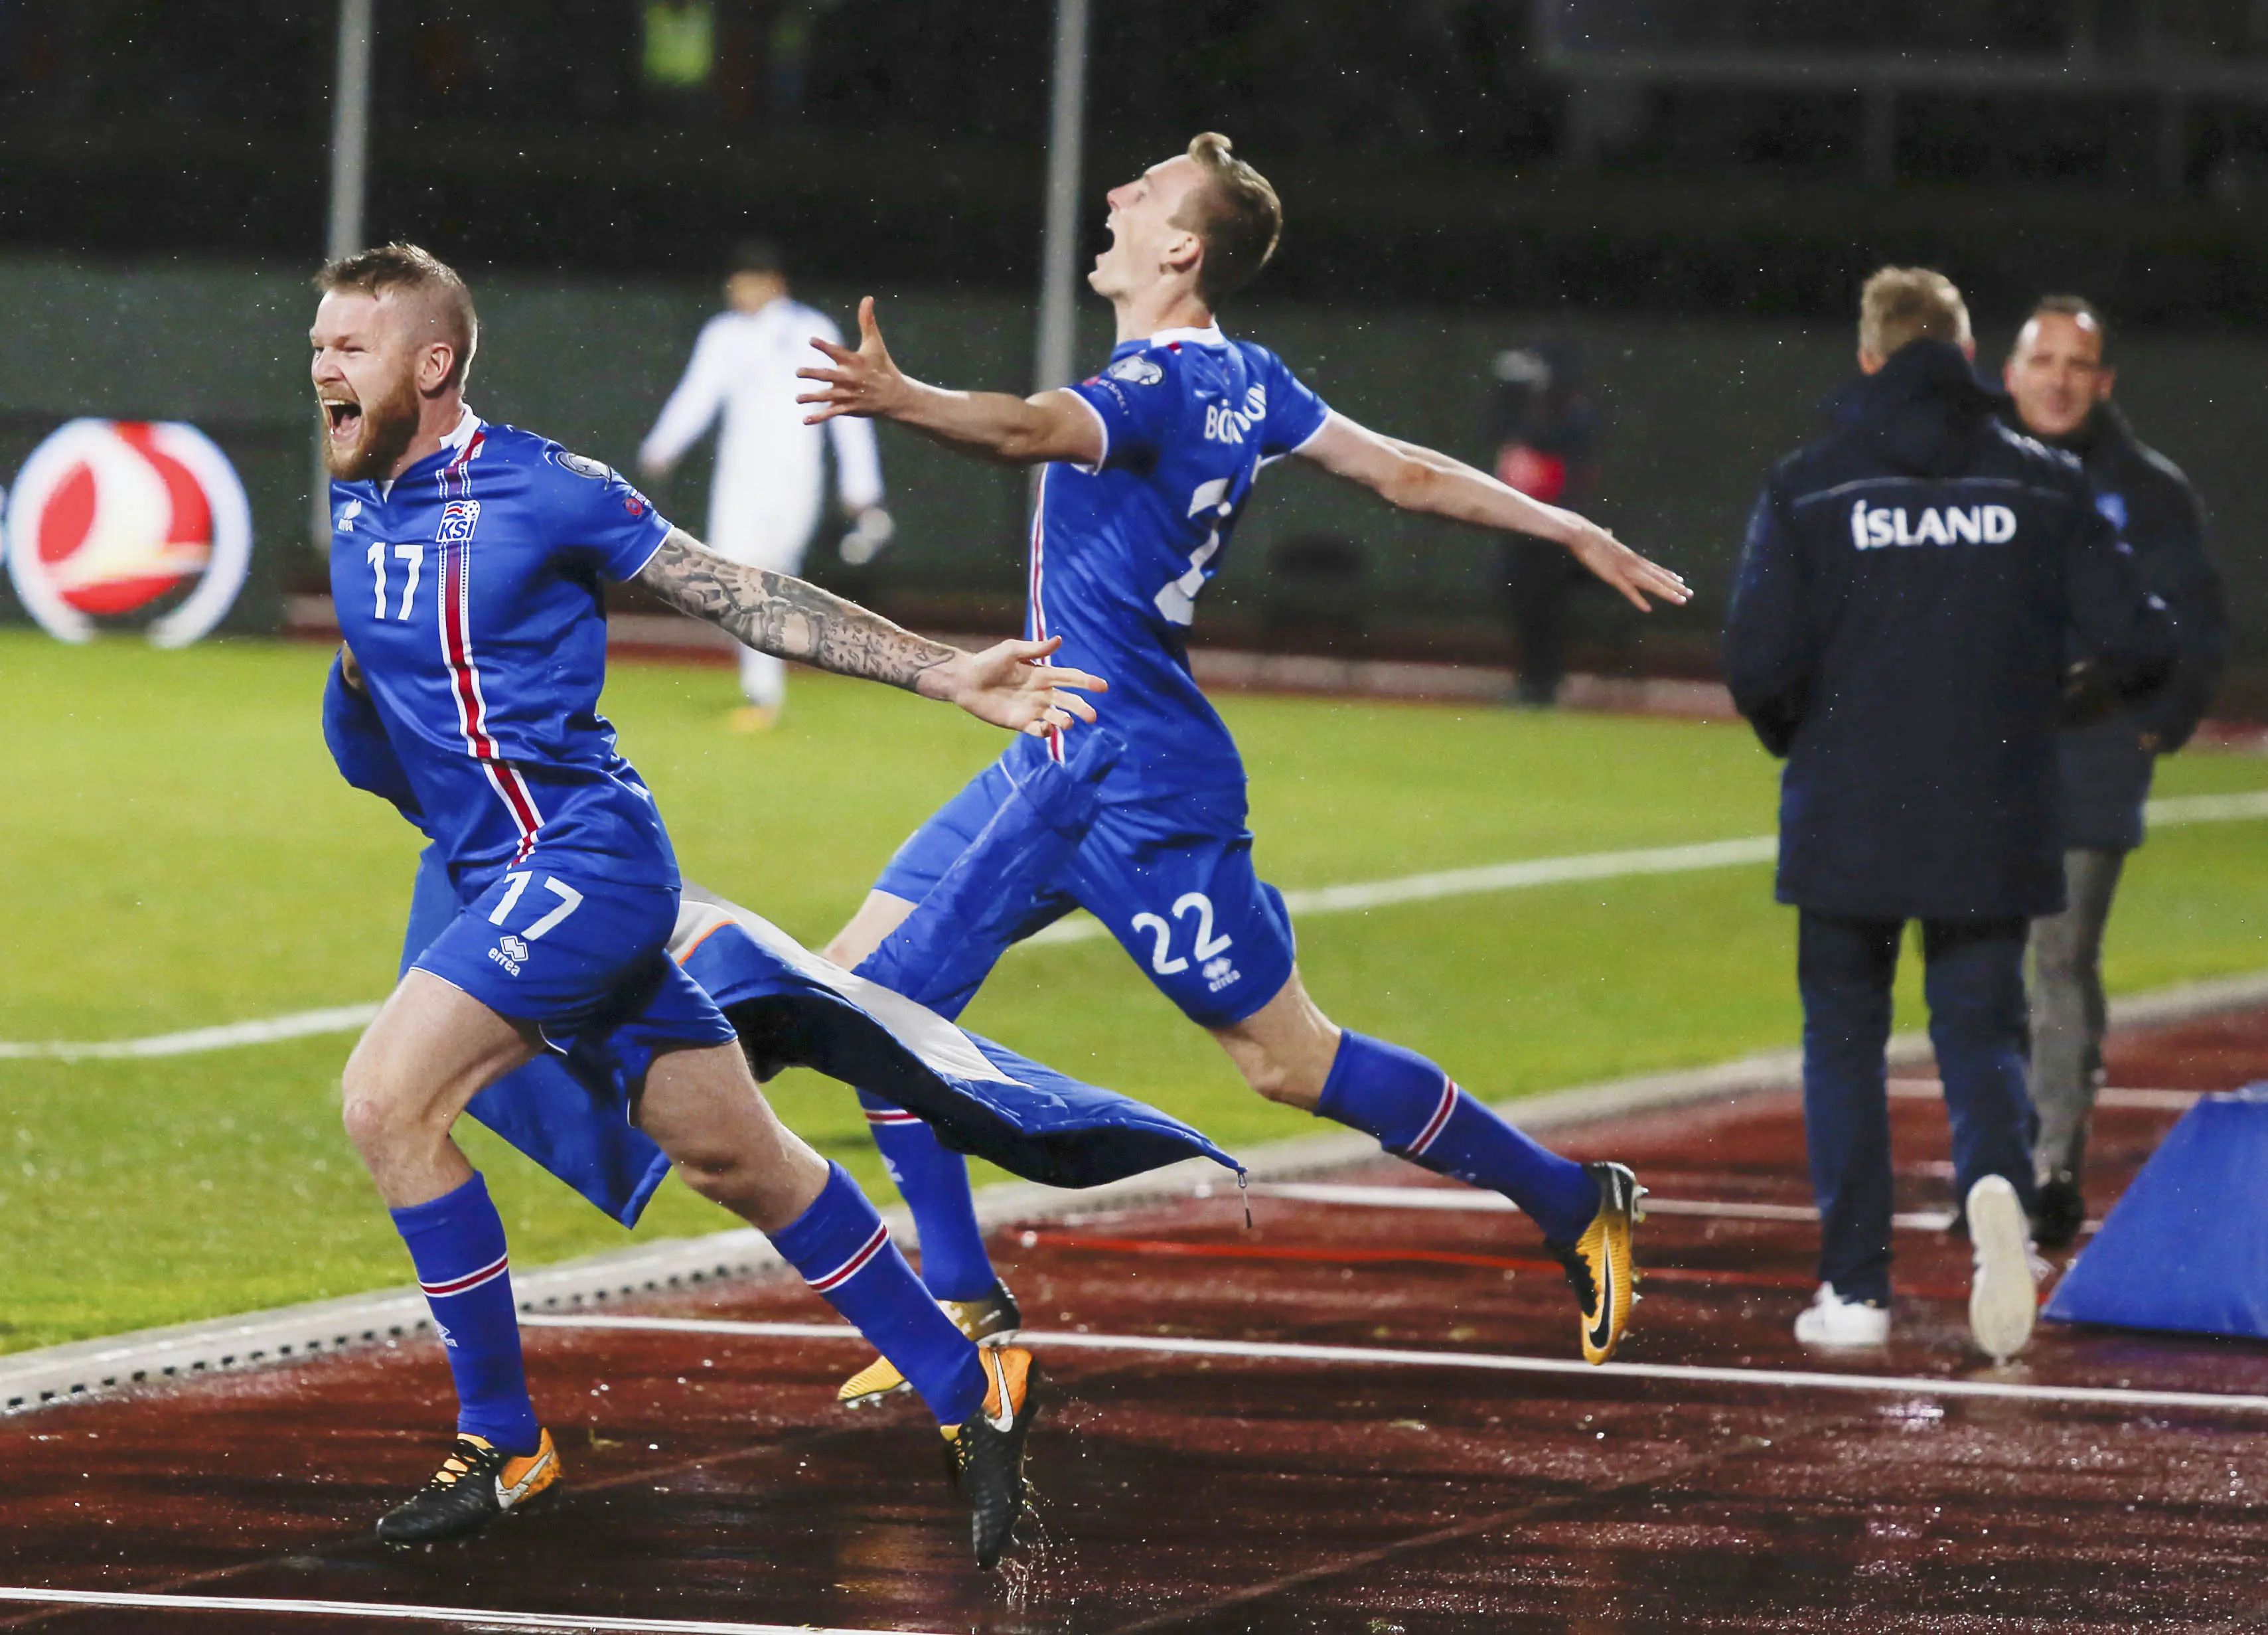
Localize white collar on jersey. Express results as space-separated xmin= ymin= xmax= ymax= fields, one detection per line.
xmin=439 ymin=404 xmax=484 ymax=453
xmin=375 ymin=405 xmax=485 ymax=501
xmin=1141 ymin=324 xmax=1227 ymax=349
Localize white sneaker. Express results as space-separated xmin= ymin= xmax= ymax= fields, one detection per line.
xmin=1967 ymin=1174 xmax=2038 ymax=1363
xmin=1793 ymin=1282 xmax=1890 ymax=1347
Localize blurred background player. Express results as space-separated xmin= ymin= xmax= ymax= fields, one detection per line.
xmin=1725 ymin=267 xmax=2172 ymax=1361
xmin=799 ymin=133 xmax=1690 ymax=1389
xmin=1488 ymin=339 xmax=1601 ymax=708
xmin=639 ymin=238 xmax=893 ymax=730
xmin=2001 ymin=295 xmax=2228 ymax=1248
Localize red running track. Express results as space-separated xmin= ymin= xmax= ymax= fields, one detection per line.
xmin=5 ymin=1010 xmax=2268 ymax=1632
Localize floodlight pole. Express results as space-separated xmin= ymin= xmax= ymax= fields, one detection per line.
xmin=1033 ymin=0 xmax=1091 ymax=396
xmin=312 ymin=0 xmax=375 ymax=552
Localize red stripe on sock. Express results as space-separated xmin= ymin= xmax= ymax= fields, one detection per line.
xmin=1406 ymin=1077 xmax=1460 ymax=1157
xmin=807 ymin=1223 xmax=891 ymax=1293
xmin=420 ymin=1249 xmax=510 ymax=1298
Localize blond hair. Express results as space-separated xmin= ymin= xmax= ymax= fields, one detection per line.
xmin=1858 ymin=266 xmax=1971 ymax=361
xmin=316 ymin=242 xmax=480 ymax=390
xmin=1173 ymin=133 xmax=1282 ymax=306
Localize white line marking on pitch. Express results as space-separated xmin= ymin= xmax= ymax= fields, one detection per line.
xmin=0 ymin=1587 xmax=935 ymax=1634
xmin=1023 ymin=834 xmax=1781 ymax=945
xmin=1254 ymin=1181 xmax=1957 ymax=1231
xmin=0 ymin=1003 xmax=382 ymax=1061
xmin=7 ymin=789 xmax=2265 ymax=1058
xmin=1890 ymin=1081 xmax=2202 ymax=1111
xmin=1025 ymin=787 xmax=2268 ymax=946
xmin=524 ymin=1314 xmax=2268 ymax=1417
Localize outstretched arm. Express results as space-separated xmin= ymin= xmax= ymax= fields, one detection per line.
xmin=797 ymin=297 xmax=1102 ymax=467
xmin=635 ymin=530 xmax=1105 ymax=735
xmin=1295 ymin=412 xmax=1690 ymax=611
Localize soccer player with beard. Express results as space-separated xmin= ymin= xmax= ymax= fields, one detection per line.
xmin=311 ymin=243 xmax=1102 ymax=1566
xmin=798 ymin=135 xmax=1689 ymax=1407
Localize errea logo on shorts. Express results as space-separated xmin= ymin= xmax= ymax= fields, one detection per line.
xmin=489 ymin=935 xmax=530 ymax=975
xmin=1849 ymin=499 xmax=2016 ymax=550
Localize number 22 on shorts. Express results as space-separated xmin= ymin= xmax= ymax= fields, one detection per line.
xmin=1130 ymin=892 xmax=1233 ymax=976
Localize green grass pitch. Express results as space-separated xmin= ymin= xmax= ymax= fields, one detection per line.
xmin=4 ymin=628 xmax=2266 ymax=1355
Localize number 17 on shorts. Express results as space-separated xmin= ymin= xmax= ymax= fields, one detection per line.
xmin=412 ymin=863 xmax=682 ymax=1029
xmin=484 ymin=871 xmax=583 ymax=974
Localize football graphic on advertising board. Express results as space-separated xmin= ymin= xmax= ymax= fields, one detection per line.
xmin=5 ymin=418 xmax=252 ymax=646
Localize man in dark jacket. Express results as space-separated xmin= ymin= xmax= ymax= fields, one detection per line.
xmin=2002 ymin=296 xmax=2228 ymax=1249
xmin=1724 ymin=268 xmax=2172 ymax=1362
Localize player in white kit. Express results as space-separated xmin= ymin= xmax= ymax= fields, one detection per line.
xmin=640 ymin=240 xmax=893 ymax=728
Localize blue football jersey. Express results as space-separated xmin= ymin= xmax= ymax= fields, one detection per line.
xmin=329 ymin=411 xmax=680 ymax=893
xmin=1043 ymin=326 xmax=1330 ymax=793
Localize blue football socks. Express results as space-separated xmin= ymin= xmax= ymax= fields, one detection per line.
xmin=391 ymin=1172 xmax=542 ymax=1456
xmin=856 ymin=1090 xmax=998 ymax=1302
xmin=1318 ymin=1030 xmax=1600 ymax=1244
xmin=770 ymin=1161 xmax=987 ymax=1425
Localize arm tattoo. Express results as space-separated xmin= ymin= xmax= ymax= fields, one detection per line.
xmin=636 ymin=529 xmax=956 ymax=691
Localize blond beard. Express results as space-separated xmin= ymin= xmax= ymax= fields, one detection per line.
xmin=322 ymin=378 xmax=422 ymax=482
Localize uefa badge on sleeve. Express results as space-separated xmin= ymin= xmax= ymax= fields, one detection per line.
xmin=3 ymin=418 xmax=253 ymax=647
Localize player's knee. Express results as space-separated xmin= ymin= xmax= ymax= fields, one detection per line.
xmin=339 ymin=1075 xmax=412 ymax=1158
xmin=677 ymin=1161 xmax=755 ymax=1213
xmin=339 ymin=1053 xmax=447 ymax=1158
xmin=666 ymin=1139 xmax=755 ymax=1206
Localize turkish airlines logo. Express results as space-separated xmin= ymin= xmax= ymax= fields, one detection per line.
xmin=5 ymin=419 xmax=252 ymax=646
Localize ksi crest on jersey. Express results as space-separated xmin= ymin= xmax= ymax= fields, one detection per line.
xmin=438 ymin=499 xmax=481 ymax=543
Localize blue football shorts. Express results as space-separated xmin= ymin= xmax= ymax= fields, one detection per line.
xmin=874 ymin=760 xmax=1296 ymax=1029
xmin=411 ymin=852 xmax=736 ymax=1079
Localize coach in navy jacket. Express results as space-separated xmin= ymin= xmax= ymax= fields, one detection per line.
xmin=1999 ymin=295 xmax=2227 ymax=1248
xmin=1724 ymin=269 xmax=2170 ymax=1345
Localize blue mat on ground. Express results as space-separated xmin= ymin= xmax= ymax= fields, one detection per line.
xmin=2042 ymin=1084 xmax=2268 ymax=1341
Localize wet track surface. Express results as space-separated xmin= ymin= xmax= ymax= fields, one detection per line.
xmin=6 ymin=1012 xmax=2268 ymax=1632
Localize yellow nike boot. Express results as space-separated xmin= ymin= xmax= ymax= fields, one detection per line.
xmin=940 ymin=1346 xmax=1038 ymax=1570
xmin=838 ymin=1279 xmax=1021 ymax=1409
xmin=1545 ymin=1162 xmax=1643 ymax=1365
